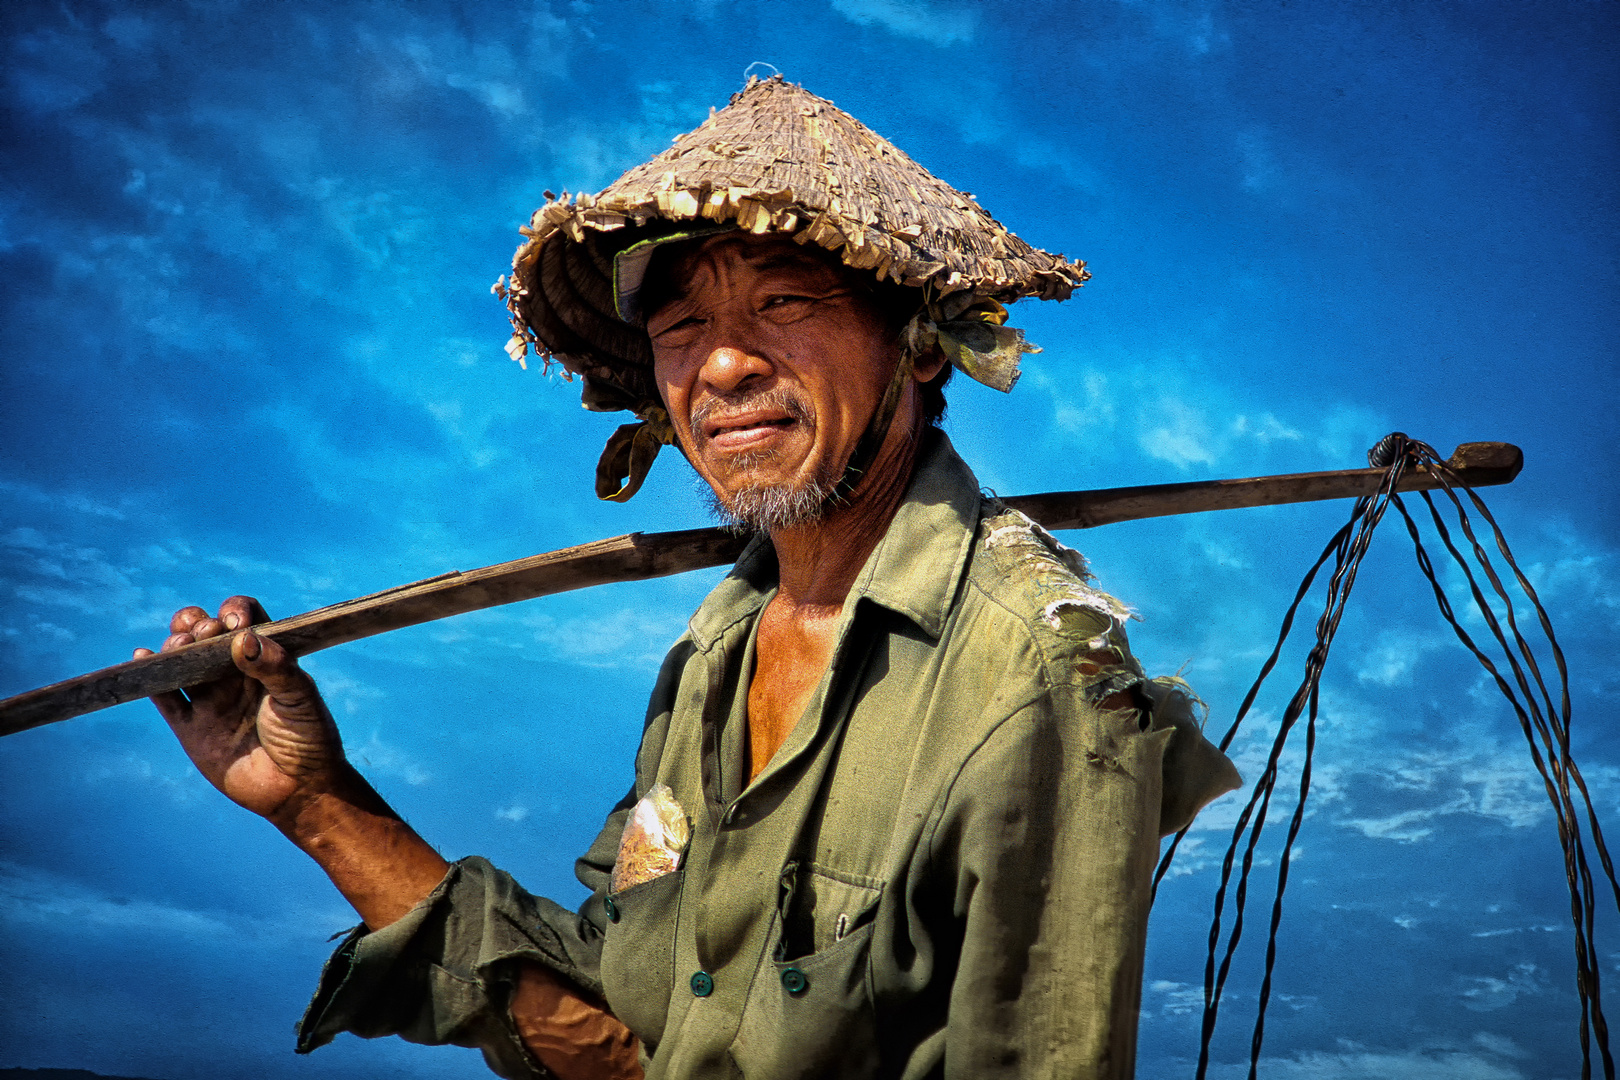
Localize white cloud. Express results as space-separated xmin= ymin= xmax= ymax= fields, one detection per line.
xmin=1237 ymin=127 xmax=1278 ymax=192
xmin=1200 ymin=538 xmax=1251 ymax=570
xmin=829 ymin=0 xmax=976 ymax=46
xmin=1239 ymin=1044 xmax=1526 ymax=1080
xmin=1 ymin=527 xmax=152 ymax=629
xmin=257 ymin=399 xmax=449 ymax=507
xmin=1044 ymin=369 xmax=1118 ymax=438
xmin=522 ymin=606 xmax=689 ymax=669
xmin=81 ymin=749 xmax=211 ymax=804
xmin=1455 ymin=963 xmax=1546 ymax=1013
xmin=1135 ymin=0 xmax=1231 ymax=58
xmin=300 ymin=178 xmax=434 ymax=270
xmin=1311 ymin=405 xmax=1392 ymax=465
xmin=359 ymin=11 xmax=571 ymax=122
xmin=1141 ymin=397 xmax=1220 ymax=468
xmin=1340 ymin=804 xmax=1460 ymax=843
xmin=1145 ymin=978 xmax=1204 ymax=1017
xmin=350 ymin=729 xmax=432 ymax=786
xmin=495 ymin=804 xmax=530 ymax=822
xmin=0 ymin=860 xmax=232 ymax=937
xmin=102 ymin=14 xmax=157 ymax=52
xmin=1329 ymin=741 xmax=1550 ymax=841
xmin=1470 ymin=924 xmax=1560 ymax=939
xmin=0 ymin=860 xmax=352 ymax=945
xmin=1137 ymin=396 xmax=1308 ymax=471
xmin=5 ymin=27 xmax=108 ymax=113
xmin=1355 ymin=629 xmax=1448 ymax=687
xmin=1522 ymin=524 xmax=1620 ymax=630
xmin=1230 ymin=412 xmax=1303 ymax=445
xmin=314 ymin=669 xmax=390 ymax=719
xmin=0 ymin=479 xmax=132 ymax=521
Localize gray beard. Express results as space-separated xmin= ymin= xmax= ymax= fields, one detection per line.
xmin=704 ymin=469 xmax=832 ymax=533
xmin=690 ymin=387 xmax=833 ymax=532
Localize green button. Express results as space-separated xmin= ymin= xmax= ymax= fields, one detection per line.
xmin=604 ymin=896 xmax=619 ymax=923
xmin=780 ymin=967 xmax=808 ymax=995
xmin=690 ymin=970 xmax=714 ymax=997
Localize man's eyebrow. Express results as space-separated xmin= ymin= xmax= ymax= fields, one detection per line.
xmin=652 ymin=248 xmax=843 ymax=311
xmin=742 ymin=251 xmax=841 ymax=279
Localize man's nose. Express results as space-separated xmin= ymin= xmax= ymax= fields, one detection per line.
xmin=697 ymin=325 xmax=773 ymax=394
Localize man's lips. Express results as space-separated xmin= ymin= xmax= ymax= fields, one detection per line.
xmin=703 ymin=410 xmax=799 ymax=449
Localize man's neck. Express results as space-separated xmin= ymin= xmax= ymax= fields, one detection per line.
xmin=743 ymin=424 xmax=926 ymax=782
xmin=766 ymin=424 xmax=925 ymax=615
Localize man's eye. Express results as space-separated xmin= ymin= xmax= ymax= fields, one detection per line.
xmin=760 ymin=295 xmax=818 ymax=320
xmin=652 ymin=316 xmax=704 ymax=339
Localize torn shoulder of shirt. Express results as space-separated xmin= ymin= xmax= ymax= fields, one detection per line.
xmin=981 ymin=504 xmax=1139 ymax=652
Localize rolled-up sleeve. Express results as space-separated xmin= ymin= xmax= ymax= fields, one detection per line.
xmin=296 ymin=831 xmax=623 ymax=1080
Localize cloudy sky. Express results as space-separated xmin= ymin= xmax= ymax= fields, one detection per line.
xmin=1 ymin=1 xmax=1616 ymax=1078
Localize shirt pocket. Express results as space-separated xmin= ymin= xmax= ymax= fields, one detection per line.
xmin=599 ymin=868 xmax=685 ymax=1047
xmin=729 ymin=862 xmax=884 ymax=1079
xmin=775 ymin=860 xmax=884 ymax=961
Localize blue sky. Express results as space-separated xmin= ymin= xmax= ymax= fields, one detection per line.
xmin=0 ymin=1 xmax=1616 ymax=1077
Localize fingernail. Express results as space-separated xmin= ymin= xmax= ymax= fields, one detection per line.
xmin=224 ymin=613 xmax=241 ymax=629
xmin=239 ymin=632 xmax=261 ymax=660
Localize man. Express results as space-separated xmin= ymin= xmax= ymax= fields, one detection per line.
xmin=142 ymin=78 xmax=1238 ymax=1079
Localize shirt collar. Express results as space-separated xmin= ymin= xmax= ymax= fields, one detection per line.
xmin=685 ymin=429 xmax=983 ymax=650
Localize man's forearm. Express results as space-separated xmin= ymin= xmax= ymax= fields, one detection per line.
xmin=270 ymin=761 xmax=450 ymax=930
xmin=511 ymin=963 xmax=643 ymax=1080
xmin=274 ymin=766 xmax=641 ymax=1078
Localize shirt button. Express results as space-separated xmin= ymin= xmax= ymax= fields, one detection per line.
xmin=780 ymin=967 xmax=809 ymax=996
xmin=690 ymin=970 xmax=714 ymax=998
xmin=603 ymin=896 xmax=619 ymax=923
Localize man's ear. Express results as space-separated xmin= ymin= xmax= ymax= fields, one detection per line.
xmin=911 ymin=344 xmax=948 ymax=383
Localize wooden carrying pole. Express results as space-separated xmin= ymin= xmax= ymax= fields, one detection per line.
xmin=0 ymin=442 xmax=1522 ymax=738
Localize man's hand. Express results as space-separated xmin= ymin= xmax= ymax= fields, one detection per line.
xmin=142 ymin=600 xmax=645 ymax=1078
xmin=138 ymin=595 xmax=341 ymax=824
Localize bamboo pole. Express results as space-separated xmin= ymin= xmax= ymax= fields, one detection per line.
xmin=0 ymin=442 xmax=1522 ymax=738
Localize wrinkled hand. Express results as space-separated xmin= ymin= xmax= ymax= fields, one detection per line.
xmin=138 ymin=596 xmax=343 ymax=823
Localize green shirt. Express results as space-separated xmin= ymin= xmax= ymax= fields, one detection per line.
xmin=297 ymin=431 xmax=1239 ymax=1079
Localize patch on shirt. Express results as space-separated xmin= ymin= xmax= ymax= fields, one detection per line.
xmin=610 ymin=783 xmax=691 ymax=893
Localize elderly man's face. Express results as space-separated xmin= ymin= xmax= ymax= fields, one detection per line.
xmin=647 ymin=234 xmax=903 ymax=529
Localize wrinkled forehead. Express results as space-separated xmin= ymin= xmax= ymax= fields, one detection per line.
xmin=634 ymin=233 xmax=862 ymax=320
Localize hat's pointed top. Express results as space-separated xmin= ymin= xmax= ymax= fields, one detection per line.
xmin=575 ymin=74 xmax=1085 ymax=302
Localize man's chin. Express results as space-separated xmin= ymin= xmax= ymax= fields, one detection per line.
xmin=707 ymin=479 xmax=831 ymax=533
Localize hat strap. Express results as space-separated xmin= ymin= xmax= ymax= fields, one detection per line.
xmin=820 ymin=347 xmax=917 ymax=511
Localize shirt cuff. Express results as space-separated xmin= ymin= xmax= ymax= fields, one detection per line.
xmin=295 ymin=855 xmax=606 ymax=1080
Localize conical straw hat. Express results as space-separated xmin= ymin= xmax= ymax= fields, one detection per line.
xmin=497 ymin=75 xmax=1089 ymax=416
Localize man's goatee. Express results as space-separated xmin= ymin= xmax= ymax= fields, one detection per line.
xmin=706 ymin=477 xmax=831 ymax=534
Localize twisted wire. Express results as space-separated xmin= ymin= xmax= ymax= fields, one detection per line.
xmin=1156 ymin=432 xmax=1615 ymax=1078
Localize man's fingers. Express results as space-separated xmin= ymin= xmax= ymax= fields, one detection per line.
xmin=170 ymin=606 xmax=209 ymax=635
xmin=231 ymin=631 xmax=319 ymax=713
xmin=190 ymin=616 xmax=229 ymax=641
xmin=161 ymin=631 xmax=196 ymax=652
xmin=218 ymin=595 xmax=271 ymax=631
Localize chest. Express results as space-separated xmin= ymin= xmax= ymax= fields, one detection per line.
xmin=745 ymin=601 xmax=842 ymax=781
xmin=601 ymin=615 xmax=954 ymax=1075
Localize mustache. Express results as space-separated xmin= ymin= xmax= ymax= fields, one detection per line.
xmin=687 ymin=386 xmax=813 ymax=442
